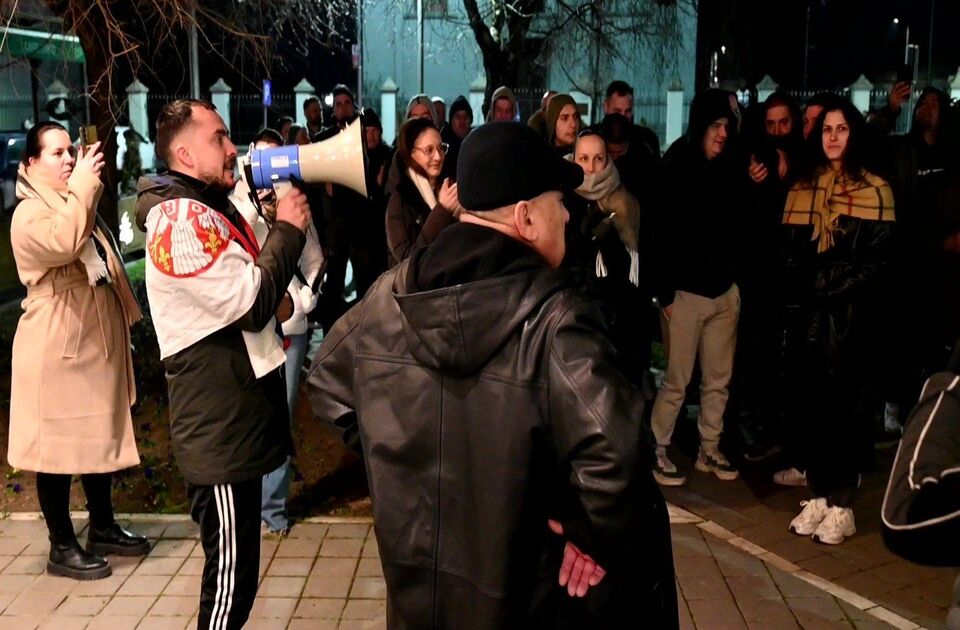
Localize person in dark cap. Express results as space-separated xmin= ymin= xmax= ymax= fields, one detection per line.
xmin=649 ymin=88 xmax=748 ymax=488
xmin=308 ymin=122 xmax=676 ymax=628
xmin=440 ymin=94 xmax=472 ymax=181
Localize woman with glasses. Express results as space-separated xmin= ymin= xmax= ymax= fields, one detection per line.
xmin=386 ymin=118 xmax=461 ymax=265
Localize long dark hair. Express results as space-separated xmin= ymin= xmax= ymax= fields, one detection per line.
xmin=805 ymin=98 xmax=868 ymax=181
xmin=22 ymin=121 xmax=68 ymax=165
xmin=397 ymin=117 xmax=439 ymax=180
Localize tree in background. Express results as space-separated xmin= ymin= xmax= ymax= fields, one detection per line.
xmin=460 ymin=0 xmax=695 ymax=115
xmin=1 ymin=0 xmax=354 ymax=233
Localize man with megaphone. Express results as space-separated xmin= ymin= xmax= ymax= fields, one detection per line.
xmin=135 ymin=99 xmax=311 ymax=630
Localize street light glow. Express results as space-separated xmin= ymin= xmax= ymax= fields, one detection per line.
xmin=893 ymin=17 xmax=900 ymax=24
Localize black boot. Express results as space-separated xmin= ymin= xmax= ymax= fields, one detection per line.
xmin=86 ymin=522 xmax=151 ymax=557
xmin=48 ymin=541 xmax=112 ymax=580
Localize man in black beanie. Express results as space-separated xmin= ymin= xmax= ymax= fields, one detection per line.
xmin=308 ymin=122 xmax=676 ymax=628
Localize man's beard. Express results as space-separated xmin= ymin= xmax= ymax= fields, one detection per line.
xmin=199 ymin=162 xmax=236 ymax=193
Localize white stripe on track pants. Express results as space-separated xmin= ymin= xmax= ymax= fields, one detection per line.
xmin=189 ymin=477 xmax=262 ymax=630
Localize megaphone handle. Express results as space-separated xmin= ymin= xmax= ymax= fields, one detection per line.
xmin=273 ymin=181 xmax=294 ymax=200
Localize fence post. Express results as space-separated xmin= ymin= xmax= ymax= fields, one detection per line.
xmin=380 ymin=78 xmax=398 ymax=145
xmin=665 ymin=81 xmax=684 ymax=148
xmin=209 ymin=79 xmax=232 ymax=133
xmin=569 ymin=90 xmax=593 ymax=127
xmin=757 ymin=75 xmax=778 ymax=102
xmin=951 ymin=67 xmax=960 ymax=102
xmin=469 ymin=75 xmax=486 ymax=124
xmin=294 ymin=78 xmax=316 ymax=127
xmin=849 ymin=74 xmax=873 ymax=115
xmin=125 ymin=80 xmax=149 ymax=141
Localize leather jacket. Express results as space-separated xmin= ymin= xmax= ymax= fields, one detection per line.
xmin=308 ymin=223 xmax=676 ymax=628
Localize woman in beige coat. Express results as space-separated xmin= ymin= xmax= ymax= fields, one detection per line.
xmin=8 ymin=122 xmax=149 ymax=580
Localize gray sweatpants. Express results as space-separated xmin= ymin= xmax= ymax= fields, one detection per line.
xmin=651 ymin=284 xmax=740 ymax=452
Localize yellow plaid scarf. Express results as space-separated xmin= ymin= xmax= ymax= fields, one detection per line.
xmin=783 ymin=168 xmax=895 ymax=253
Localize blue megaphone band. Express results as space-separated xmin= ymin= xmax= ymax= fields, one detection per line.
xmin=249 ymin=145 xmax=302 ymax=190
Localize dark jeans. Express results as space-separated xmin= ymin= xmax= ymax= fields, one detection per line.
xmin=36 ymin=472 xmax=114 ymax=545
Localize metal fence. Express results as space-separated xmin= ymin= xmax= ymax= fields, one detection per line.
xmin=0 ymin=98 xmax=35 ymax=131
xmin=230 ymin=93 xmax=295 ymax=146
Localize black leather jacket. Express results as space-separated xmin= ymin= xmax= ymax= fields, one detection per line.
xmin=783 ymin=214 xmax=892 ymax=374
xmin=308 ymin=224 xmax=676 ymax=629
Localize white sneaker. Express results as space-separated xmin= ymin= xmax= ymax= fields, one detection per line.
xmin=773 ymin=467 xmax=807 ymax=486
xmin=652 ymin=449 xmax=686 ymax=486
xmin=789 ymin=498 xmax=829 ymax=536
xmin=812 ymin=506 xmax=856 ymax=545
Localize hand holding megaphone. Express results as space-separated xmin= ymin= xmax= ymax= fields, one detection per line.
xmin=243 ymin=117 xmax=368 ymax=201
xmin=276 ymin=187 xmax=311 ymax=233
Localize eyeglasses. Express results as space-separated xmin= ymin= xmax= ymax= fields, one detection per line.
xmin=412 ymin=142 xmax=449 ymax=157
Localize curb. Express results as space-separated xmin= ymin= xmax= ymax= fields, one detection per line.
xmin=669 ymin=507 xmax=921 ymax=630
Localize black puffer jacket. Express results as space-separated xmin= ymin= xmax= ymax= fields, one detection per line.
xmin=308 ymin=223 xmax=676 ymax=629
xmin=135 ymin=172 xmax=303 ymax=485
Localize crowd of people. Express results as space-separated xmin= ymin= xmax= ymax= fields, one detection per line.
xmin=6 ymin=75 xmax=960 ymax=628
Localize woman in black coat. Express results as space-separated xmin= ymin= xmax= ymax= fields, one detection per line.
xmin=782 ymin=99 xmax=895 ymax=545
xmin=385 ymin=118 xmax=460 ymax=266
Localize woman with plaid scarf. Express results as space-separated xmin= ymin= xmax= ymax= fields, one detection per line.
xmin=781 ymin=98 xmax=895 ymax=545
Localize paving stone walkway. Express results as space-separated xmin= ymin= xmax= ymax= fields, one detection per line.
xmin=0 ymin=505 xmax=934 ymax=629
xmin=661 ymin=444 xmax=959 ymax=630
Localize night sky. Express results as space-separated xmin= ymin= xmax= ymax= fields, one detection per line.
xmin=696 ymin=0 xmax=960 ymax=90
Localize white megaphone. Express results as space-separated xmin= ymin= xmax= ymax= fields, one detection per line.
xmin=238 ymin=117 xmax=368 ymax=201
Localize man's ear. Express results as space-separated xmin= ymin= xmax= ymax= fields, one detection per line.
xmin=173 ymin=143 xmax=193 ymax=170
xmin=514 ymin=200 xmax=538 ymax=243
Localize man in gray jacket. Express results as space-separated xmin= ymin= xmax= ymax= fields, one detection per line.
xmin=309 ymin=122 xmax=676 ymax=628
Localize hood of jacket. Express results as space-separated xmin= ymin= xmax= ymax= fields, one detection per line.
xmin=392 ymin=222 xmax=569 ymax=376
xmin=686 ymin=88 xmax=738 ymax=147
xmin=486 ymin=86 xmax=518 ymax=122
xmin=135 ymin=171 xmax=231 ymax=231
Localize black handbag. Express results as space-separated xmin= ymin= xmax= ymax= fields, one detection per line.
xmin=881 ymin=342 xmax=960 ymax=566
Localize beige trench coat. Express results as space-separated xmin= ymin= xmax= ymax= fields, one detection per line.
xmin=7 ymin=164 xmax=142 ymax=474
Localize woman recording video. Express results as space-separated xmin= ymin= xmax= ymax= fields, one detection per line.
xmin=8 ymin=121 xmax=148 ymax=580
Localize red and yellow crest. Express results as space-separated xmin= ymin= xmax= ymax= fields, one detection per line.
xmin=148 ymin=199 xmax=232 ymax=277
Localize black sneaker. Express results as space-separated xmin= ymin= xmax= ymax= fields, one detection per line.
xmin=48 ymin=542 xmax=112 ymax=580
xmin=743 ymin=441 xmax=783 ymax=462
xmin=86 ymin=523 xmax=150 ymax=557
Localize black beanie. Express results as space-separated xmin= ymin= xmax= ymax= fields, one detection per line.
xmin=448 ymin=95 xmax=473 ymax=122
xmin=457 ymin=122 xmax=583 ymax=211
xmin=361 ymin=108 xmax=382 ymax=132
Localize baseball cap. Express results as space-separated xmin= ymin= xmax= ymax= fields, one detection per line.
xmin=457 ymin=122 xmax=583 ymax=211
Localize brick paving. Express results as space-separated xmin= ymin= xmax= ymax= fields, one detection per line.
xmin=661 ymin=443 xmax=959 ymax=630
xmin=0 ymin=502 xmax=939 ymax=629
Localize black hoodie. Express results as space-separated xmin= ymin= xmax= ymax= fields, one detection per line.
xmin=655 ymin=89 xmax=748 ymax=307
